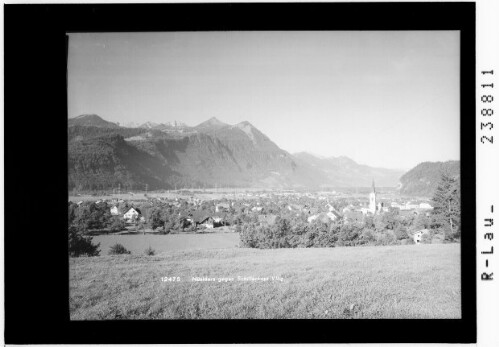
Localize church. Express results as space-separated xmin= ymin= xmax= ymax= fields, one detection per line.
xmin=368 ymin=180 xmax=384 ymax=215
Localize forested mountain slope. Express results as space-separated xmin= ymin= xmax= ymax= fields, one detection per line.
xmin=399 ymin=161 xmax=460 ymax=196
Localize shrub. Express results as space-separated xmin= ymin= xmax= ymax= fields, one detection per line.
xmin=421 ymin=232 xmax=433 ymax=244
xmin=432 ymin=233 xmax=445 ymax=244
xmin=394 ymin=226 xmax=409 ymax=240
xmin=108 ymin=243 xmax=131 ymax=255
xmin=360 ymin=228 xmax=376 ymax=244
xmin=73 ymin=201 xmax=113 ymax=231
xmin=109 ymin=217 xmax=126 ymax=233
xmin=144 ymin=246 xmax=156 ymax=256
xmin=68 ymin=226 xmax=100 ymax=257
xmin=336 ymin=224 xmax=362 ymax=246
xmin=374 ymin=230 xmax=397 ymax=246
xmin=162 ymin=221 xmax=174 ymax=234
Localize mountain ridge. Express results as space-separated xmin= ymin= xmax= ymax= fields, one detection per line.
xmin=293 ymin=152 xmax=404 ymax=187
xmin=68 ymin=114 xmax=120 ymax=128
xmin=68 ymin=114 xmax=454 ymax=191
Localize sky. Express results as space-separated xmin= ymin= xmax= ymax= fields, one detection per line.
xmin=68 ymin=31 xmax=460 ymax=170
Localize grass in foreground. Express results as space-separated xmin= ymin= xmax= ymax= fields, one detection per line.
xmin=70 ymin=243 xmax=460 ymax=319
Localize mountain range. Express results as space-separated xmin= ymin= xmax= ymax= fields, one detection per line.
xmin=68 ymin=114 xmax=459 ymax=196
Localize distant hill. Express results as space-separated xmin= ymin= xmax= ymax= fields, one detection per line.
xmin=293 ymin=152 xmax=404 ymax=187
xmin=399 ymin=161 xmax=460 ymax=197
xmin=68 ymin=114 xmax=120 ymax=128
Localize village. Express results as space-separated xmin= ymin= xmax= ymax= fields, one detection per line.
xmin=69 ymin=182 xmax=435 ymax=245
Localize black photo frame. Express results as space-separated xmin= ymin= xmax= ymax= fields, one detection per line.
xmin=4 ymin=2 xmax=476 ymax=344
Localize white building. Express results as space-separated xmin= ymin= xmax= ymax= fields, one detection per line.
xmin=216 ymin=203 xmax=230 ymax=212
xmin=110 ymin=206 xmax=120 ymax=216
xmin=308 ymin=212 xmax=340 ymax=223
xmin=412 ymin=229 xmax=430 ymax=244
xmin=327 ymin=211 xmax=341 ymax=221
xmin=360 ymin=207 xmax=370 ymax=215
xmin=419 ymin=202 xmax=433 ymax=209
xmin=124 ymin=207 xmax=142 ymax=222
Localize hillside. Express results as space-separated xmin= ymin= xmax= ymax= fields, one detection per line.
xmin=68 ymin=115 xmax=423 ymax=191
xmin=68 ymin=116 xmax=329 ymax=190
xmin=293 ymin=152 xmax=403 ymax=187
xmin=68 ymin=135 xmax=180 ymax=191
xmin=398 ymin=160 xmax=460 ymax=197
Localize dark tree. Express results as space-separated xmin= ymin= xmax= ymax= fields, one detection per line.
xmin=72 ymin=202 xmax=113 ymax=232
xmin=68 ymin=226 xmax=100 ymax=257
xmin=431 ymin=174 xmax=461 ymax=240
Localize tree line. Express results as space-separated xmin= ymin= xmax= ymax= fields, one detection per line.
xmin=240 ymin=174 xmax=461 ymax=248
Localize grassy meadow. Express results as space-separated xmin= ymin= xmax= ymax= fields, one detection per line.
xmin=93 ymin=233 xmax=240 ymax=254
xmin=70 ymin=242 xmax=461 ymax=319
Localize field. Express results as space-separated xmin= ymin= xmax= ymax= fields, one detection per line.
xmin=93 ymin=233 xmax=240 ymax=254
xmin=70 ymin=242 xmax=461 ymax=319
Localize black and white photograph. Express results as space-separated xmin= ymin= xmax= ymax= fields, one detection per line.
xmin=4 ymin=1 xmax=483 ymax=345
xmin=67 ymin=30 xmax=462 ymax=320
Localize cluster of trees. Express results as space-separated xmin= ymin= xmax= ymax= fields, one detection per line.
xmin=239 ymin=211 xmax=420 ymax=249
xmin=68 ymin=201 xmax=126 ymax=257
xmin=69 ymin=201 xmax=126 ymax=233
xmin=239 ymin=173 xmax=461 ymax=249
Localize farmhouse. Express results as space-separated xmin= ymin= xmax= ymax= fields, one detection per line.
xmin=308 ymin=212 xmax=336 ymax=224
xmin=178 ymin=216 xmax=194 ymax=229
xmin=216 ymin=203 xmax=230 ymax=212
xmin=193 ymin=212 xmax=211 ymax=227
xmin=212 ymin=216 xmax=225 ymax=227
xmin=411 ymin=229 xmax=430 ymax=244
xmin=327 ymin=210 xmax=342 ymax=220
xmin=360 ymin=207 xmax=370 ymax=215
xmin=110 ymin=205 xmax=120 ymax=216
xmin=124 ymin=207 xmax=143 ymax=222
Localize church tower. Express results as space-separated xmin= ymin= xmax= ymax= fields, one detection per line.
xmin=369 ymin=180 xmax=377 ymax=214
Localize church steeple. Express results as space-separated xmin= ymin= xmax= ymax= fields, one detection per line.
xmin=369 ymin=179 xmax=377 ymax=214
